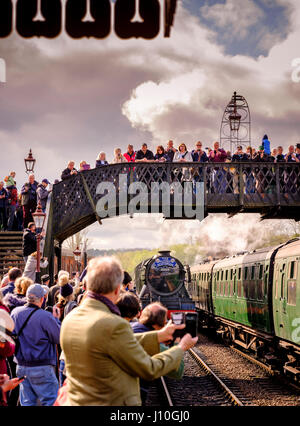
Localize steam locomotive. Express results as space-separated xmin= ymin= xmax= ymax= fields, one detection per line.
xmin=134 ymin=250 xmax=198 ymax=332
xmin=187 ymin=238 xmax=300 ymax=380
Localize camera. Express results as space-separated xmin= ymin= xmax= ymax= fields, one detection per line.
xmin=171 ymin=312 xmax=198 ymax=340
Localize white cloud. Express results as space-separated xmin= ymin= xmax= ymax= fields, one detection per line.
xmin=200 ymin=0 xmax=264 ymax=38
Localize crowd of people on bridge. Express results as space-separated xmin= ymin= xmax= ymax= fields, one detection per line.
xmin=0 ymin=255 xmax=198 ymax=406
xmin=1 ymin=135 xmax=300 ymax=232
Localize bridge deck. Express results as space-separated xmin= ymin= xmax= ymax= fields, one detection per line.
xmin=47 ymin=162 xmax=300 ymax=242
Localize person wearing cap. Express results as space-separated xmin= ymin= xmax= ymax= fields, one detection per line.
xmin=37 ymin=179 xmax=51 ymax=213
xmin=41 ymin=274 xmax=51 ymax=287
xmin=10 ymin=284 xmax=60 ymax=406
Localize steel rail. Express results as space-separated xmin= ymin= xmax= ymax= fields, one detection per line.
xmin=188 ymin=348 xmax=244 ymax=406
xmin=160 ymin=377 xmax=174 ymax=407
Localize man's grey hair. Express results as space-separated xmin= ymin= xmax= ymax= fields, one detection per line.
xmin=87 ymin=257 xmax=124 ymax=295
xmin=27 ymin=294 xmax=41 ymax=304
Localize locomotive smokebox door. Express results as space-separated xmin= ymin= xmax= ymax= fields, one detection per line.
xmin=146 ymin=250 xmax=185 ymax=296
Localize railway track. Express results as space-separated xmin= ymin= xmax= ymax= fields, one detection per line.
xmin=187 ymin=348 xmax=244 ymax=406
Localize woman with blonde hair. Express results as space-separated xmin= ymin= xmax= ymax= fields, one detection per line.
xmin=112 ymin=148 xmax=126 ymax=164
xmin=3 ymin=277 xmax=33 ymax=312
xmin=95 ymin=152 xmax=108 ymax=167
xmin=79 ymin=161 xmax=90 ymax=172
xmin=173 ymin=143 xmax=193 ymax=181
xmin=23 ymin=252 xmax=48 ymax=283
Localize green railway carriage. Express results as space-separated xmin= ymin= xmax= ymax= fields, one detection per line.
xmin=212 ymin=249 xmax=273 ymax=334
xmin=273 ymin=239 xmax=300 ymax=349
xmin=189 ymin=239 xmax=300 ymax=378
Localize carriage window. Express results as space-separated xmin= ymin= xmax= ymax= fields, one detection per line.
xmin=230 ymin=269 xmax=233 ymax=280
xmin=224 ymin=282 xmax=228 ymax=296
xmin=221 ymin=270 xmax=224 ymax=281
xmin=244 ymin=267 xmax=248 ymax=280
xmin=257 ymin=281 xmax=264 ymax=300
xmin=287 ymin=281 xmax=297 ymax=306
xmin=274 ymin=266 xmax=279 ymax=299
xmin=237 ymin=281 xmax=242 ymax=297
xmin=225 ymin=270 xmax=228 ymax=281
xmin=280 ymin=273 xmax=285 ymax=299
xmin=238 ymin=268 xmax=241 ymax=280
xmin=217 ymin=271 xmax=220 ymax=281
xmin=251 ymin=266 xmax=255 ymax=280
xmin=259 ymin=264 xmax=263 ymax=280
xmin=290 ymin=261 xmax=297 ymax=279
xmin=249 ymin=282 xmax=256 ymax=299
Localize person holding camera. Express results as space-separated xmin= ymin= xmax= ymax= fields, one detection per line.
xmin=60 ymin=256 xmax=198 ymax=406
xmin=131 ymin=302 xmax=185 ymax=404
xmin=61 ymin=161 xmax=78 ymax=180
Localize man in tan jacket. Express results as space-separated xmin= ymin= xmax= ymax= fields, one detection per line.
xmin=60 ymin=256 xmax=197 ymax=406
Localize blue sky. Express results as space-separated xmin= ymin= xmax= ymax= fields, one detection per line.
xmin=184 ymin=0 xmax=291 ymax=57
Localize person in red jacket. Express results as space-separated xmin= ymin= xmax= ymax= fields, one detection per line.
xmin=123 ymin=144 xmax=136 ymax=162
xmin=123 ymin=145 xmax=136 ymax=184
xmin=6 ymin=185 xmax=18 ymax=231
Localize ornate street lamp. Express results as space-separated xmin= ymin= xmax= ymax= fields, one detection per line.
xmin=220 ymin=91 xmax=251 ymax=153
xmin=32 ymin=201 xmax=46 ymax=284
xmin=24 ymin=149 xmax=36 ymax=175
xmin=73 ymin=246 xmax=82 ymax=273
xmin=229 ymin=92 xmax=242 ymax=132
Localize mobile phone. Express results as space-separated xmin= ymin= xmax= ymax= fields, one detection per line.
xmin=171 ymin=312 xmax=198 ymax=339
xmin=171 ymin=312 xmax=186 ymax=340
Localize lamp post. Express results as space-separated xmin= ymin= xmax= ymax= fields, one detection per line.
xmin=32 ymin=201 xmax=46 ymax=284
xmin=73 ymin=246 xmax=82 ymax=273
xmin=24 ymin=149 xmax=36 ymax=175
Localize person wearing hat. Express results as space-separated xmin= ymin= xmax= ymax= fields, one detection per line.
xmin=37 ymin=179 xmax=51 ymax=213
xmin=41 ymin=274 xmax=51 ymax=287
xmin=122 ymin=271 xmax=136 ymax=294
xmin=54 ymin=274 xmax=77 ymax=322
xmin=10 ymin=284 xmax=60 ymax=406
